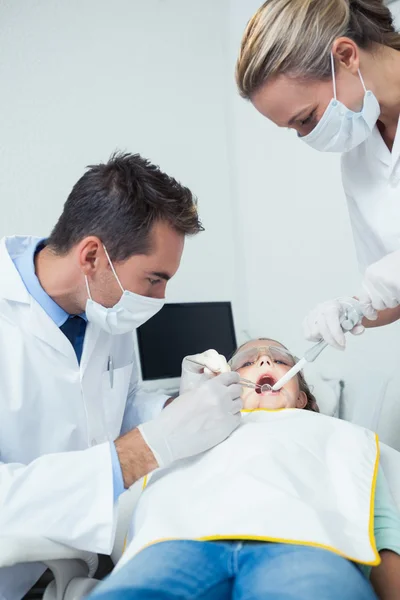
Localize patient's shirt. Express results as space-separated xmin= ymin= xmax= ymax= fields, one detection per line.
xmin=361 ymin=467 xmax=400 ymax=577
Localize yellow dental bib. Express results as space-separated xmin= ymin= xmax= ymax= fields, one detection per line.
xmin=121 ymin=409 xmax=380 ymax=569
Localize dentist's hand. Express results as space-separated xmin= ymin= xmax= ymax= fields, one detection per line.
xmin=180 ymin=349 xmax=230 ymax=394
xmin=358 ymin=250 xmax=400 ymax=319
xmin=303 ymin=298 xmax=365 ymax=350
xmin=138 ymin=372 xmax=242 ymax=468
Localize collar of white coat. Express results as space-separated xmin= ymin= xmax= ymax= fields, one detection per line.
xmin=0 ymin=236 xmax=35 ymax=302
xmin=368 ymin=115 xmax=400 ymax=170
xmin=0 ymin=236 xmax=106 ymax=363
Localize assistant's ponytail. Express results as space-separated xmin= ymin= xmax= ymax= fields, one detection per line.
xmin=348 ymin=0 xmax=400 ymax=51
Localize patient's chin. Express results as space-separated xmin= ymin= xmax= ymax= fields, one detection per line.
xmin=258 ymin=396 xmax=286 ymax=409
xmin=242 ymin=390 xmax=293 ymax=410
xmin=242 ymin=394 xmax=261 ymax=410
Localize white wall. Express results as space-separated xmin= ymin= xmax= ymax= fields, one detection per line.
xmin=228 ymin=0 xmax=400 ymax=432
xmin=1 ymin=0 xmax=400 ymax=435
xmin=0 ymin=0 xmax=246 ymax=330
xmin=388 ymin=0 xmax=400 ymax=26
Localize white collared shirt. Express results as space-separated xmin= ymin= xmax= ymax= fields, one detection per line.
xmin=341 ymin=117 xmax=400 ymax=273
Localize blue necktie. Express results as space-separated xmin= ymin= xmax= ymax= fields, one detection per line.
xmin=60 ymin=315 xmax=87 ymax=363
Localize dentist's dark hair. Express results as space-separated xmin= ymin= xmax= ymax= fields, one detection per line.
xmin=47 ymin=152 xmax=203 ymax=261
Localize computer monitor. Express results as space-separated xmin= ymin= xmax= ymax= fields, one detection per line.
xmin=136 ymin=302 xmax=237 ymax=391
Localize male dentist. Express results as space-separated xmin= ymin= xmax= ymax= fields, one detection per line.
xmin=0 ymin=152 xmax=242 ymax=599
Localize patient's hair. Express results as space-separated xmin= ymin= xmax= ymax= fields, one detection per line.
xmin=232 ymin=338 xmax=319 ymax=413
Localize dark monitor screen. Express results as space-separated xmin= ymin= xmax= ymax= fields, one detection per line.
xmin=137 ymin=302 xmax=237 ymax=381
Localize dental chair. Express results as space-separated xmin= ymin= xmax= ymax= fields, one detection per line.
xmin=0 ymin=544 xmax=97 ymax=600
xmin=0 ymin=537 xmax=99 ymax=600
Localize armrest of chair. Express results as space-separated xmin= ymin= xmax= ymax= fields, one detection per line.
xmin=112 ymin=480 xmax=143 ymax=564
xmin=0 ymin=535 xmax=98 ymax=575
xmin=42 ymin=559 xmax=94 ymax=600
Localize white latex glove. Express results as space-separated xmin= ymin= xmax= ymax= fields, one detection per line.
xmin=138 ymin=372 xmax=242 ymax=468
xmin=358 ymin=250 xmax=400 ymax=320
xmin=180 ymin=349 xmax=230 ymax=394
xmin=303 ymin=298 xmax=365 ymax=351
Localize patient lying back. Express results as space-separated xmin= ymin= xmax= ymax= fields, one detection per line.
xmin=121 ymin=338 xmax=400 ymax=599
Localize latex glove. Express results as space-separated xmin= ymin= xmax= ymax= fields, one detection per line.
xmin=303 ymin=298 xmax=365 ymax=351
xmin=180 ymin=349 xmax=230 ymax=394
xmin=357 ymin=250 xmax=400 ymax=320
xmin=138 ymin=372 xmax=242 ymax=468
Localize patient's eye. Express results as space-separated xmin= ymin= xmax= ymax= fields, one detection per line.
xmin=275 ymin=359 xmax=290 ymax=367
xmin=241 ymin=361 xmax=254 ymax=368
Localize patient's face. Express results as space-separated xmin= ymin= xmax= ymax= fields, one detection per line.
xmin=233 ymin=340 xmax=307 ymax=410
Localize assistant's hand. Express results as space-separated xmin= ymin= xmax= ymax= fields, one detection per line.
xmin=138 ymin=372 xmax=242 ymax=468
xmin=303 ymin=298 xmax=365 ymax=350
xmin=358 ymin=250 xmax=400 ymax=320
xmin=180 ymin=349 xmax=230 ymax=394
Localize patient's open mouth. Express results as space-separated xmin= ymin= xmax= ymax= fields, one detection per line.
xmin=256 ymin=374 xmax=276 ymax=394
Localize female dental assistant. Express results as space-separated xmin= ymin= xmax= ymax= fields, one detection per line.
xmin=235 ymin=0 xmax=400 ymax=350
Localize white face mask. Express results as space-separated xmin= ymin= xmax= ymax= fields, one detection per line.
xmin=300 ymin=53 xmax=380 ymax=153
xmin=85 ymin=246 xmax=165 ymax=335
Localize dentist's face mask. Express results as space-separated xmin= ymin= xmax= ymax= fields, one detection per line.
xmin=300 ymin=53 xmax=380 ymax=153
xmin=85 ymin=246 xmax=165 ymax=334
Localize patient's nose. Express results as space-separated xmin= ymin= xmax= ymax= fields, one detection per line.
xmin=258 ymin=355 xmax=272 ymax=367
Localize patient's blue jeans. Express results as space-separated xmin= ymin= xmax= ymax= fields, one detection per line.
xmin=89 ymin=541 xmax=377 ymax=600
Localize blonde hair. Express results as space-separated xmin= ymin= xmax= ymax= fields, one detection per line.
xmin=236 ymin=0 xmax=400 ymax=99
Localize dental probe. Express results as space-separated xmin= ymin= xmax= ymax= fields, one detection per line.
xmin=185 ymin=358 xmax=272 ymax=391
xmin=271 ymin=301 xmax=364 ymax=392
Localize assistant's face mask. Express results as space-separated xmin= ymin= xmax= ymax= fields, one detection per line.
xmin=85 ymin=245 xmax=165 ymax=335
xmin=300 ymin=53 xmax=380 ymax=153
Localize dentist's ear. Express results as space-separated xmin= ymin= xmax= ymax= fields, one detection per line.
xmin=296 ymin=391 xmax=308 ymax=409
xmin=77 ymin=236 xmax=104 ymax=274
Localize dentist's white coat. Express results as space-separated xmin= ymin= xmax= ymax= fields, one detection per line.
xmin=0 ymin=236 xmax=166 ymax=600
